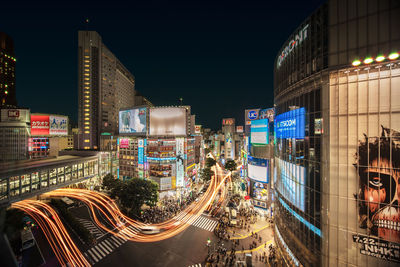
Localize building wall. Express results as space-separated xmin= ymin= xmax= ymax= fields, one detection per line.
xmin=0 ymin=32 xmax=16 ymax=106
xmin=78 ymin=31 xmax=135 ymax=150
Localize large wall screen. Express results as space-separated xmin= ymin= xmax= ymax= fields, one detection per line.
xmin=275 ymin=107 xmax=305 ymax=139
xmin=275 ymin=158 xmax=305 ymax=212
xmin=248 ymin=156 xmax=269 ymax=183
xmin=251 ymin=119 xmax=269 ymax=144
xmin=149 ymin=107 xmax=186 ymax=136
xmin=119 ymin=107 xmax=147 ymax=134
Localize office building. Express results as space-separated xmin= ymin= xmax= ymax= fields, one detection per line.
xmin=77 ymin=31 xmax=135 ymax=150
xmin=273 ymin=1 xmax=400 ymax=266
xmin=0 ymin=32 xmax=16 ymax=106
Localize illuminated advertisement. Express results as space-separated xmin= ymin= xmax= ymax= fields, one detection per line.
xmin=138 ymin=139 xmax=144 ymax=167
xmin=31 ymin=115 xmax=68 ymax=136
xmin=248 ymin=156 xmax=269 ymax=183
xmin=119 ymin=138 xmax=129 ymax=148
xmin=236 ymin=126 xmax=243 ymax=133
xmin=250 ymin=119 xmax=269 ymax=144
xmin=119 ymin=107 xmax=147 ymax=134
xmin=49 ymin=115 xmax=68 ymax=135
xmin=252 ymin=182 xmax=268 ymax=201
xmin=274 ymin=107 xmax=305 ymax=139
xmin=222 ymin=118 xmax=235 ymax=126
xmin=31 ymin=115 xmax=50 ymax=135
xmin=259 ymin=108 xmax=275 ymax=122
xmin=329 ymin=66 xmax=400 ymax=264
xmin=1 ymin=108 xmax=30 ymax=123
xmin=194 ymin=125 xmax=202 ymax=134
xmin=275 ymin=158 xmax=305 ymax=212
xmin=175 ymin=137 xmax=184 ymax=187
xmin=149 ymin=107 xmax=186 ymax=136
xmin=245 ymin=109 xmax=260 ymax=121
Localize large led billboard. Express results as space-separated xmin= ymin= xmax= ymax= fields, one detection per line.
xmin=275 ymin=158 xmax=305 ymax=212
xmin=149 ymin=107 xmax=186 ymax=136
xmin=248 ymin=157 xmax=269 ymax=183
xmin=175 ymin=137 xmax=185 ymax=187
xmin=259 ymin=108 xmax=275 ymax=122
xmin=274 ymin=107 xmax=305 ymax=139
xmin=250 ymin=119 xmax=269 ymax=144
xmin=31 ymin=115 xmax=68 ymax=136
xmin=119 ymin=107 xmax=147 ymax=134
xmin=329 ymin=65 xmax=400 ymax=265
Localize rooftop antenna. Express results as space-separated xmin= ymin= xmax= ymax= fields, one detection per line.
xmin=85 ymin=18 xmax=90 ymax=31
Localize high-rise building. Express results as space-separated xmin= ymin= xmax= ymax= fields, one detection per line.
xmin=0 ymin=32 xmax=17 ymax=106
xmin=273 ymin=1 xmax=400 ymax=266
xmin=77 ymin=31 xmax=135 ymax=150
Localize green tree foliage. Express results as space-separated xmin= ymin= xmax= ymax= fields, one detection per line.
xmin=205 ymin=157 xmax=217 ymax=168
xmin=120 ymin=178 xmax=159 ymax=217
xmin=200 ymin=167 xmax=214 ymax=182
xmin=102 ymin=173 xmax=123 ymax=199
xmin=224 ymin=159 xmax=237 ymax=172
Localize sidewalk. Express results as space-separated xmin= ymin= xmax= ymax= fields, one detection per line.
xmin=207 ymin=207 xmax=275 ymax=266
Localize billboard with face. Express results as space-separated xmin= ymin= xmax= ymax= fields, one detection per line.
xmin=49 ymin=115 xmax=68 ymax=135
xmin=119 ymin=107 xmax=147 ymax=134
xmin=329 ymin=64 xmax=400 ymax=265
xmin=149 ymin=107 xmax=186 ymax=136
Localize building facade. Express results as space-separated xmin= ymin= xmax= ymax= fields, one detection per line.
xmin=273 ymin=1 xmax=400 ymax=266
xmin=77 ymin=31 xmax=135 ymax=150
xmin=0 ymin=107 xmax=30 ymax=162
xmin=0 ymin=32 xmax=16 ymax=106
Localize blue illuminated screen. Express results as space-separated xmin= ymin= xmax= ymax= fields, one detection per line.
xmin=274 ymin=107 xmax=305 ymax=139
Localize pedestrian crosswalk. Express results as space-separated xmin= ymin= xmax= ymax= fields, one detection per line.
xmin=188 ymin=264 xmax=202 ymax=267
xmin=190 ymin=215 xmax=218 ymax=232
xmin=83 ymin=225 xmax=139 ymax=265
xmin=77 ymin=217 xmax=105 ymax=239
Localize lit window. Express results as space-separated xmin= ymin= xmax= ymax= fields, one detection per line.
xmin=85 ymin=113 xmax=89 ymax=116
xmin=84 ymin=109 xmax=89 ymax=112
xmin=84 ymin=117 xmax=89 ymax=120
xmin=84 ymin=78 xmax=89 ymax=80
xmin=85 ymin=131 xmax=89 ymax=134
xmin=85 ymin=95 xmax=89 ymax=98
xmin=84 ymin=65 xmax=90 ymax=67
xmin=84 ymin=122 xmax=90 ymax=125
xmin=84 ymin=60 xmax=90 ymax=63
xmin=84 ymin=126 xmax=89 ymax=129
xmin=84 ymin=82 xmax=89 ymax=85
xmin=85 ymin=100 xmax=89 ymax=103
xmin=84 ymin=56 xmax=89 ymax=58
xmin=84 ymin=86 xmax=89 ymax=89
xmin=85 ymin=104 xmax=89 ymax=107
xmin=84 ymin=73 xmax=89 ymax=76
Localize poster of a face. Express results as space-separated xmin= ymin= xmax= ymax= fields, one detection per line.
xmin=119 ymin=108 xmax=147 ymax=134
xmin=355 ymin=126 xmax=400 ymax=243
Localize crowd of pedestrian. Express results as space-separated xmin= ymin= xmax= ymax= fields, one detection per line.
xmin=139 ymin=192 xmax=199 ymax=223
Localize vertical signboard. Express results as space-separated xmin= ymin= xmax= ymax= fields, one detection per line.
xmin=138 ymin=139 xmax=144 ymax=169
xmin=175 ymin=137 xmax=184 ymax=187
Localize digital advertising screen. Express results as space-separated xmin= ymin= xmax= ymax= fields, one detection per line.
xmin=274 ymin=107 xmax=305 ymax=139
xmin=175 ymin=137 xmax=185 ymax=187
xmin=259 ymin=108 xmax=275 ymax=122
xmin=247 ymin=156 xmax=269 ymax=183
xmin=250 ymin=119 xmax=269 ymax=144
xmin=119 ymin=138 xmax=129 ymax=149
xmin=149 ymin=107 xmax=186 ymax=136
xmin=119 ymin=107 xmax=147 ymax=134
xmin=275 ymin=158 xmax=305 ymax=212
xmin=195 ymin=125 xmax=202 ymax=134
xmin=236 ymin=126 xmax=244 ymax=133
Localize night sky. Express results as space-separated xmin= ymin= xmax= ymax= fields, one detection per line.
xmin=3 ymin=0 xmax=325 ymax=130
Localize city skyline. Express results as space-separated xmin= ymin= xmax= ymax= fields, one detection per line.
xmin=2 ymin=0 xmax=325 ymax=130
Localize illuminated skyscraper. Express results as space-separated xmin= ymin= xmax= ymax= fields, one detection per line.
xmin=0 ymin=32 xmax=17 ymax=106
xmin=77 ymin=31 xmax=135 ymax=150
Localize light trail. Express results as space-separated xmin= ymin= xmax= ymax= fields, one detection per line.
xmin=11 ymin=200 xmax=90 ymax=267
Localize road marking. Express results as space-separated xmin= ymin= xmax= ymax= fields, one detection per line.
xmin=188 ymin=264 xmax=202 ymax=267
xmin=86 ymin=249 xmax=99 ymax=263
xmin=101 ymin=241 xmax=113 ymax=253
xmin=103 ymin=239 xmax=115 ymax=249
xmin=90 ymin=246 xmax=103 ymax=259
xmin=188 ymin=215 xmax=218 ymax=232
xmin=97 ymin=242 xmax=111 ymax=254
xmin=111 ymin=236 xmax=123 ymax=246
xmin=93 ymin=244 xmax=107 ymax=257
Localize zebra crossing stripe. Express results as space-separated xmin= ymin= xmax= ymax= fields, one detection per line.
xmin=97 ymin=242 xmax=111 ymax=254
xmin=101 ymin=241 xmax=113 ymax=253
xmin=197 ymin=218 xmax=209 ymax=229
xmin=93 ymin=245 xmax=107 ymax=257
xmin=192 ymin=217 xmax=202 ymax=227
xmin=104 ymin=239 xmax=115 ymax=249
xmin=86 ymin=249 xmax=99 ymax=263
xmin=111 ymin=236 xmax=123 ymax=246
xmin=90 ymin=246 xmax=103 ymax=259
xmin=207 ymin=221 xmax=218 ymax=231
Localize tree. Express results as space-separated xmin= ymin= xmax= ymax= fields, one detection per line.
xmin=101 ymin=173 xmax=123 ymax=199
xmin=205 ymin=157 xmax=217 ymax=168
xmin=200 ymin=167 xmax=214 ymax=182
xmin=118 ymin=178 xmax=159 ymax=217
xmin=224 ymin=159 xmax=237 ymax=172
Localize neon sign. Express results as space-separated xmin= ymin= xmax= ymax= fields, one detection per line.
xmin=277 ymin=24 xmax=309 ymax=69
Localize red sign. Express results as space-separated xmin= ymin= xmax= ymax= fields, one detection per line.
xmin=119 ymin=138 xmax=129 ymax=148
xmin=222 ymin=118 xmax=235 ymax=126
xmin=31 ymin=115 xmax=50 ymax=135
xmin=8 ymin=110 xmax=20 ymax=117
xmin=244 ymin=195 xmax=251 ymax=200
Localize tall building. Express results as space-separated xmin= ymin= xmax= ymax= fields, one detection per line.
xmin=0 ymin=32 xmax=17 ymax=106
xmin=77 ymin=31 xmax=135 ymax=150
xmin=273 ymin=1 xmax=400 ymax=266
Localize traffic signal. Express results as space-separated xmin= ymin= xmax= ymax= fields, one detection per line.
xmin=207 ymin=238 xmax=211 ymax=244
